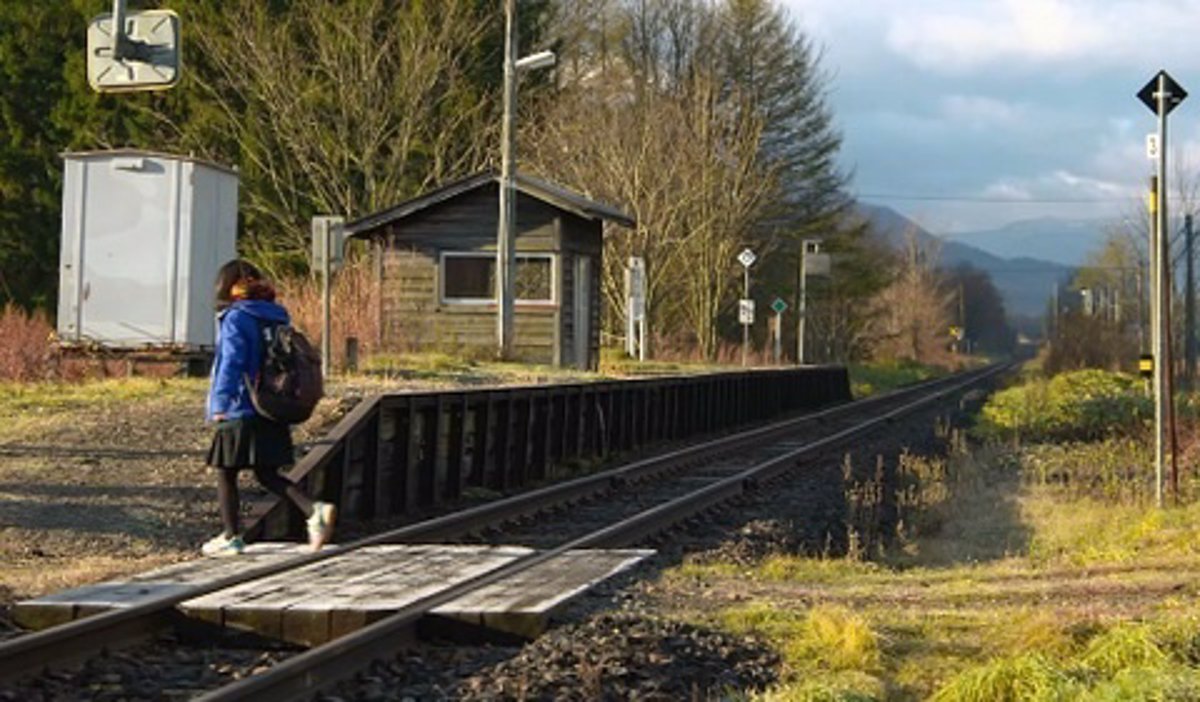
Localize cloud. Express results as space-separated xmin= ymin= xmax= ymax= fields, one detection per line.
xmin=940 ymin=95 xmax=1026 ymax=129
xmin=869 ymin=0 xmax=1200 ymax=74
xmin=782 ymin=0 xmax=1200 ymax=232
xmin=886 ymin=0 xmax=1107 ymax=72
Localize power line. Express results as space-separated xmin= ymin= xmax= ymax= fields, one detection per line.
xmin=858 ymin=192 xmax=1131 ymax=204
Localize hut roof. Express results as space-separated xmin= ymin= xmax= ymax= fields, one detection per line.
xmin=345 ymin=172 xmax=635 ymax=236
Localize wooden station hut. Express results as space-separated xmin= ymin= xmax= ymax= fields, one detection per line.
xmin=345 ymin=172 xmax=634 ymax=369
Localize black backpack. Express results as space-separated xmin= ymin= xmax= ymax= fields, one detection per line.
xmin=246 ymin=323 xmax=324 ymax=424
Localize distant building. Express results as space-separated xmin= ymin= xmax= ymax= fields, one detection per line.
xmin=345 ymin=173 xmax=634 ymax=369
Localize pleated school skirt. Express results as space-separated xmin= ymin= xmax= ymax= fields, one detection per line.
xmin=205 ymin=416 xmax=294 ymax=470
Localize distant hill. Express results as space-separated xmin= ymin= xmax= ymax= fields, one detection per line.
xmin=939 ymin=216 xmax=1111 ymax=267
xmin=855 ymin=203 xmax=1073 ymax=319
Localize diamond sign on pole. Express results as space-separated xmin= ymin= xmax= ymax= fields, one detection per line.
xmin=738 ymin=248 xmax=756 ymax=268
xmin=771 ymin=298 xmax=788 ymax=314
xmin=1138 ymin=70 xmax=1187 ymax=116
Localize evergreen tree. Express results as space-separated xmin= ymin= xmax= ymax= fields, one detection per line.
xmin=0 ymin=2 xmax=76 ymax=309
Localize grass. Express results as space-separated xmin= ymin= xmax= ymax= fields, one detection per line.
xmin=0 ymin=377 xmax=208 ymax=441
xmin=656 ymin=438 xmax=1200 ymax=701
xmin=848 ymin=360 xmax=948 ymax=398
xmin=0 ymin=377 xmax=206 ymax=413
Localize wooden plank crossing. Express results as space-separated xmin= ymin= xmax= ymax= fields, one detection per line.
xmin=10 ymin=543 xmax=309 ymax=630
xmin=13 ymin=545 xmax=652 ymax=645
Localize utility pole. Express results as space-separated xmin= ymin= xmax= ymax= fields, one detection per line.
xmin=958 ymin=281 xmax=966 ymax=355
xmin=496 ymin=0 xmax=518 ymax=359
xmin=1137 ymin=69 xmax=1186 ymax=507
xmin=742 ymin=265 xmax=750 ymax=367
xmin=738 ymin=248 xmax=757 ymax=367
xmin=1186 ymin=214 xmax=1196 ymax=390
xmin=1051 ymin=283 xmax=1059 ymax=336
xmin=1152 ymin=168 xmax=1166 ymax=508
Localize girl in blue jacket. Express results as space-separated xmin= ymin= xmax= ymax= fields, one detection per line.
xmin=203 ymin=259 xmax=335 ymax=556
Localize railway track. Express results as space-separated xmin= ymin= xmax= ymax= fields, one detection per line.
xmin=0 ymin=363 xmax=1008 ymax=701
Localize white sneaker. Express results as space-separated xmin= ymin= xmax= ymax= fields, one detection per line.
xmin=201 ymin=534 xmax=245 ymax=557
xmin=307 ymin=502 xmax=336 ymax=551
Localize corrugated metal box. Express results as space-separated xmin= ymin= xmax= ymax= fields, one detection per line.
xmin=56 ymin=150 xmax=238 ymax=351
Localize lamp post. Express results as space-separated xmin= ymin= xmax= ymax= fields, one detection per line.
xmin=497 ymin=0 xmax=554 ymax=358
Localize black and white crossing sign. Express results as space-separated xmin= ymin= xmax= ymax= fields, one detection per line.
xmin=1138 ymin=70 xmax=1187 ymax=116
xmin=737 ymin=248 xmax=756 ymax=268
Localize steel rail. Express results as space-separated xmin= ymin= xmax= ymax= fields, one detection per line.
xmin=0 ymin=364 xmax=1000 ymax=684
xmin=194 ymin=363 xmax=1009 ymax=702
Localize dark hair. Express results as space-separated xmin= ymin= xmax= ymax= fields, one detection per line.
xmin=214 ymin=259 xmax=265 ymax=311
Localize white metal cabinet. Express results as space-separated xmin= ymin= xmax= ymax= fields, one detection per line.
xmin=57 ymin=150 xmax=238 ymax=351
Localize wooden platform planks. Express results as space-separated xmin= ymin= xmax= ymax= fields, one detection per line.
xmin=180 ymin=545 xmax=530 ymax=645
xmin=13 ymin=544 xmax=653 ymax=645
xmin=432 ymin=548 xmax=650 ymax=639
xmin=11 ymin=543 xmax=309 ymax=630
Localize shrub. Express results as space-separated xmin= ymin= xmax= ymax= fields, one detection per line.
xmin=975 ymin=370 xmax=1149 ymax=443
xmin=720 ymin=603 xmax=881 ymax=673
xmin=1077 ymin=623 xmax=1169 ymax=676
xmin=0 ymin=304 xmax=53 ymax=381
xmin=849 ymin=359 xmax=944 ymax=398
xmin=787 ymin=605 xmax=882 ymax=672
xmin=276 ymin=260 xmax=379 ymax=371
xmin=930 ymin=653 xmax=1076 ymax=702
xmin=1019 ymin=439 xmax=1154 ymax=502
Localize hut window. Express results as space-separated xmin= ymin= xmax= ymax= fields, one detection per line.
xmin=514 ymin=255 xmax=553 ymax=302
xmin=442 ymin=253 xmax=495 ymax=302
xmin=440 ymin=252 xmax=555 ymax=303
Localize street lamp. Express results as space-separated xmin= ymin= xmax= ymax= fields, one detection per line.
xmin=515 ymin=50 xmax=555 ymax=71
xmin=497 ymin=0 xmax=556 ymax=359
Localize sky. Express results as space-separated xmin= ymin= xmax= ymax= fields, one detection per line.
xmin=782 ymin=0 xmax=1200 ymax=234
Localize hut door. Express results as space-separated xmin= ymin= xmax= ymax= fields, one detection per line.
xmin=573 ymin=255 xmax=592 ymax=368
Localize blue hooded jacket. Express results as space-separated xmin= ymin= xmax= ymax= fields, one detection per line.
xmin=206 ymin=299 xmax=290 ymax=421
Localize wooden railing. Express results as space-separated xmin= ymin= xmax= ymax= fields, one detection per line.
xmin=247 ymin=366 xmax=850 ymax=540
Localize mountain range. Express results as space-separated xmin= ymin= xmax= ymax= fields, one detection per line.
xmin=939 ymin=217 xmax=1113 ymax=267
xmin=856 ymin=203 xmax=1074 ymax=320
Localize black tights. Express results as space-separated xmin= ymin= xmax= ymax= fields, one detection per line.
xmin=216 ymin=466 xmax=315 ymax=536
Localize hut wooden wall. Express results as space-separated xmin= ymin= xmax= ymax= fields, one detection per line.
xmin=373 ymin=188 xmax=604 ymax=365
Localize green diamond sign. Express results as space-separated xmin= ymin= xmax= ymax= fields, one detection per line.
xmin=771 ymin=297 xmax=788 ymax=314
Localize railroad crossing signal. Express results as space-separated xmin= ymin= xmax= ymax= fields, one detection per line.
xmin=1138 ymin=70 xmax=1187 ymax=116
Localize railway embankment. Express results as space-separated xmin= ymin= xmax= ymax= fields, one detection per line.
xmin=12 ymin=361 xmax=1183 ymax=699
xmin=637 ymin=366 xmax=1200 ymax=700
